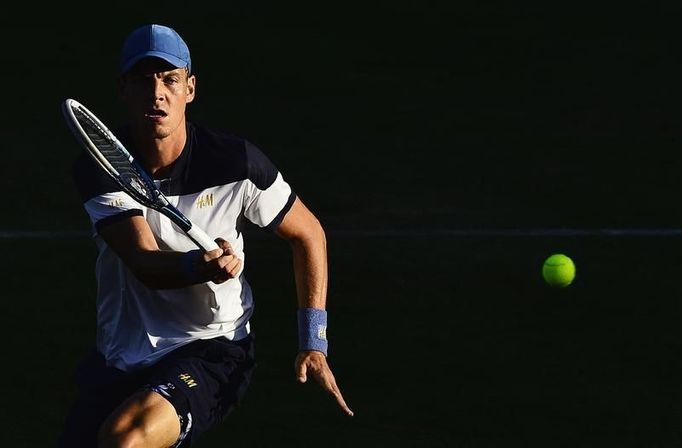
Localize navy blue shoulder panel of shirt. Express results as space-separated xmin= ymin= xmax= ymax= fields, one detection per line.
xmin=72 ymin=122 xmax=285 ymax=203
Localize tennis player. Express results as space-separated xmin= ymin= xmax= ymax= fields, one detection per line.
xmin=58 ymin=23 xmax=353 ymax=448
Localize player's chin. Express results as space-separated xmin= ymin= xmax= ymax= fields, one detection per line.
xmin=152 ymin=126 xmax=173 ymax=139
xmin=138 ymin=120 xmax=171 ymax=138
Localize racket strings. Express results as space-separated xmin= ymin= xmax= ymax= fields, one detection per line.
xmin=73 ymin=106 xmax=157 ymax=204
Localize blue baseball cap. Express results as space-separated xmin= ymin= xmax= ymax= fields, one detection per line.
xmin=120 ymin=24 xmax=191 ymax=74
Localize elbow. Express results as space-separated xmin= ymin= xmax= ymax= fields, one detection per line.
xmin=293 ymin=218 xmax=326 ymax=246
xmin=313 ymin=218 xmax=326 ymax=243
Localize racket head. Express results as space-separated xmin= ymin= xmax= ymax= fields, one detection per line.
xmin=62 ymin=98 xmax=160 ymax=209
xmin=62 ymin=98 xmax=216 ymax=251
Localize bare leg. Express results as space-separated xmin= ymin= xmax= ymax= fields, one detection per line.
xmin=98 ymin=390 xmax=181 ymax=448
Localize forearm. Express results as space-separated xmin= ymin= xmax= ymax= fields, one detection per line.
xmin=98 ymin=217 xmax=193 ymax=289
xmin=127 ymin=239 xmax=240 ymax=290
xmin=98 ymin=215 xmax=238 ymax=290
xmin=290 ymin=224 xmax=328 ymax=310
xmin=275 ymin=198 xmax=330 ymax=354
xmin=127 ymin=249 xmax=195 ymax=289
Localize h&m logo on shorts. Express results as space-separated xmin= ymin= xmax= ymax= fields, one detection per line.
xmin=109 ymin=198 xmax=124 ymax=207
xmin=196 ymin=193 xmax=214 ymax=209
xmin=179 ymin=373 xmax=198 ymax=388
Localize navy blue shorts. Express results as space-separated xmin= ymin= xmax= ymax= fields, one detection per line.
xmin=57 ymin=335 xmax=255 ymax=447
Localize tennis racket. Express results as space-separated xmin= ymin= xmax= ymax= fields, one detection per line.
xmin=62 ymin=98 xmax=219 ymax=252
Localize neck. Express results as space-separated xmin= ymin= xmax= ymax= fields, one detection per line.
xmin=131 ymin=121 xmax=187 ymax=177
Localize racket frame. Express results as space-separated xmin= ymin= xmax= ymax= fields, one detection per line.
xmin=62 ymin=98 xmax=218 ymax=251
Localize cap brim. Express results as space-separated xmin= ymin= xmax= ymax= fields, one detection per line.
xmin=120 ymin=50 xmax=189 ymax=74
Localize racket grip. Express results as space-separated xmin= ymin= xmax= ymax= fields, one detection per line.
xmin=186 ymin=225 xmax=220 ymax=252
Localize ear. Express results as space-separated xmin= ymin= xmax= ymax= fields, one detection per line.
xmin=186 ymin=74 xmax=196 ymax=104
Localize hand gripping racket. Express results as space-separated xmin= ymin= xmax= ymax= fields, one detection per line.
xmin=62 ymin=98 xmax=219 ymax=252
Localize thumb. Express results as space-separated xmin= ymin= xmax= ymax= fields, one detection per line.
xmin=215 ymin=238 xmax=234 ymax=255
xmin=297 ymin=362 xmax=308 ymax=383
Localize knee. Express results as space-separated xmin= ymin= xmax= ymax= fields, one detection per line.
xmin=96 ymin=391 xmax=180 ymax=448
xmin=97 ymin=424 xmax=145 ymax=448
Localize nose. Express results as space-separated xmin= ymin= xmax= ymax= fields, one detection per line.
xmin=151 ymin=77 xmax=165 ymax=102
xmin=137 ymin=75 xmax=165 ymax=102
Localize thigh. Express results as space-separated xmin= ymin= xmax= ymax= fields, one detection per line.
xmin=142 ymin=335 xmax=256 ymax=446
xmin=57 ymin=349 xmax=137 ymax=447
xmin=99 ymin=389 xmax=181 ymax=448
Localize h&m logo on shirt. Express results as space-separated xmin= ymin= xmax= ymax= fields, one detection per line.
xmin=178 ymin=373 xmax=198 ymax=388
xmin=196 ymin=193 xmax=214 ymax=209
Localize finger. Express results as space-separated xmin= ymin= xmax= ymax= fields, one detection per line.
xmin=212 ymin=252 xmax=236 ymax=270
xmin=225 ymin=257 xmax=241 ymax=277
xmin=296 ymin=361 xmax=308 ymax=383
xmin=327 ymin=380 xmax=354 ymax=417
xmin=203 ymin=247 xmax=223 ymax=261
xmin=316 ymin=371 xmax=353 ymax=416
xmin=215 ymin=255 xmax=230 ymax=269
xmin=311 ymin=366 xmax=354 ymax=417
xmin=215 ymin=238 xmax=235 ymax=255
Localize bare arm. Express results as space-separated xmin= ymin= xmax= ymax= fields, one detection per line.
xmin=99 ymin=215 xmax=241 ymax=289
xmin=275 ymin=198 xmax=328 ymax=309
xmin=275 ymin=197 xmax=354 ymax=416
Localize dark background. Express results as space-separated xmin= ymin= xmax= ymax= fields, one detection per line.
xmin=3 ymin=4 xmax=682 ymax=231
xmin=2 ymin=3 xmax=682 ymax=447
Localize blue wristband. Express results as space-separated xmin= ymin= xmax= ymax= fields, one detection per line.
xmin=297 ymin=308 xmax=328 ymax=356
xmin=181 ymin=249 xmax=203 ymax=284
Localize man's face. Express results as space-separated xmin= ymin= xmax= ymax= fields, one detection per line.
xmin=120 ymin=57 xmax=196 ymax=139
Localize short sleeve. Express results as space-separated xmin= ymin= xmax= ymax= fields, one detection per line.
xmin=241 ymin=142 xmax=296 ymax=230
xmin=73 ymin=152 xmax=144 ymax=232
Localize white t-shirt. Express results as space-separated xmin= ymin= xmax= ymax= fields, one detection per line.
xmin=73 ymin=122 xmax=296 ymax=372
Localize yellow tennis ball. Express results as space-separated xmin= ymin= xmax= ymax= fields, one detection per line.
xmin=542 ymin=253 xmax=576 ymax=287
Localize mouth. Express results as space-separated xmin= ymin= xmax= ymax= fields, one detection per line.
xmin=144 ymin=109 xmax=168 ymax=120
